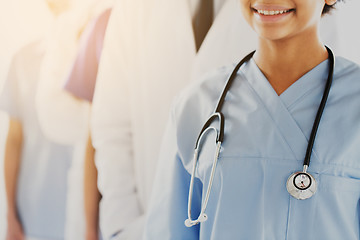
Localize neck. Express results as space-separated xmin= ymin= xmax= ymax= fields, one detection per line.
xmin=253 ymin=33 xmax=328 ymax=95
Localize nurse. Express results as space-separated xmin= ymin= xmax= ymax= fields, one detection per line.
xmin=144 ymin=0 xmax=360 ymax=239
xmin=34 ymin=1 xmax=113 ymax=239
xmin=1 ymin=1 xmax=73 ymax=240
xmin=1 ymin=30 xmax=72 ymax=240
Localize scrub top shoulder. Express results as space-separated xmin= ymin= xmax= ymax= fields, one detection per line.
xmin=0 ymin=41 xmax=72 ymax=240
xmin=144 ymin=56 xmax=360 ymax=240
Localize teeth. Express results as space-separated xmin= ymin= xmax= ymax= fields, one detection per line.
xmin=257 ymin=9 xmax=290 ymax=16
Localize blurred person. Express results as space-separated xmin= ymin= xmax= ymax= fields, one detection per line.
xmin=91 ymin=0 xmax=345 ymax=239
xmin=1 ymin=1 xmax=73 ymax=239
xmin=0 ymin=2 xmax=54 ymax=238
xmin=63 ymin=7 xmax=112 ymax=240
xmin=34 ymin=1 xmax=113 ymax=239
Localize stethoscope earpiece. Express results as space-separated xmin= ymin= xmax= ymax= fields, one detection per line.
xmin=184 ymin=213 xmax=208 ymax=227
xmin=198 ymin=213 xmax=208 ymax=222
xmin=184 ymin=218 xmax=193 ymax=227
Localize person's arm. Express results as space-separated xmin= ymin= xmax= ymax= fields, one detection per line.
xmin=5 ymin=118 xmax=24 ymax=240
xmin=91 ymin=1 xmax=143 ymax=238
xmin=84 ymin=135 xmax=101 ymax=240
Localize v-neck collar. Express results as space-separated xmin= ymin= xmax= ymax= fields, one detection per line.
xmin=279 ymin=59 xmax=329 ymax=110
xmin=239 ymin=59 xmax=328 ymax=162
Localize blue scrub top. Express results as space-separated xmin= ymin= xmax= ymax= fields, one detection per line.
xmin=144 ymin=56 xmax=360 ymax=240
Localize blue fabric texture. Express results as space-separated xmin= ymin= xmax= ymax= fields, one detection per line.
xmin=144 ymin=56 xmax=360 ymax=240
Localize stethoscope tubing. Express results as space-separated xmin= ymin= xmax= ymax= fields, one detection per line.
xmin=303 ymin=46 xmax=334 ymax=167
xmin=185 ymin=46 xmax=335 ymax=227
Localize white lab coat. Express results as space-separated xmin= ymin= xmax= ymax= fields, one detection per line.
xmin=0 ymin=40 xmax=73 ymax=240
xmin=35 ymin=11 xmax=90 ymax=240
xmin=91 ymin=0 xmax=346 ymax=239
xmin=0 ymin=2 xmax=52 ymax=237
xmin=35 ymin=2 xmax=113 ymax=240
xmin=92 ymin=0 xmax=256 ymax=239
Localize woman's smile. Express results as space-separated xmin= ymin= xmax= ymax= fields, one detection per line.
xmin=252 ymin=4 xmax=295 ymax=23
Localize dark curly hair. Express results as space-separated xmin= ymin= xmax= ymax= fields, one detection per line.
xmin=323 ymin=1 xmax=344 ymax=15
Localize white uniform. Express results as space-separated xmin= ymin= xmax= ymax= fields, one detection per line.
xmin=0 ymin=2 xmax=53 ymax=238
xmin=35 ymin=2 xmax=114 ymax=239
xmin=0 ymin=41 xmax=72 ymax=240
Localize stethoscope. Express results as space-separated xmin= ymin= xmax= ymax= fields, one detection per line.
xmin=184 ymin=46 xmax=335 ymax=227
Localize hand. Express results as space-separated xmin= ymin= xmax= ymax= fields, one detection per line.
xmin=85 ymin=230 xmax=99 ymax=240
xmin=6 ymin=215 xmax=25 ymax=240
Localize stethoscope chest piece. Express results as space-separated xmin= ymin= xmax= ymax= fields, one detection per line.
xmin=286 ymin=170 xmax=317 ymax=200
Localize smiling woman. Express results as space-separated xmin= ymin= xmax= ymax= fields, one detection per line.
xmin=143 ymin=0 xmax=360 ymax=239
xmin=239 ymin=0 xmax=339 ymax=95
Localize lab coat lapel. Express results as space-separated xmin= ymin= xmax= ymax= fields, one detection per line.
xmin=191 ymin=0 xmax=257 ymax=82
xmin=140 ymin=0 xmax=197 ymax=124
xmin=243 ymin=60 xmax=316 ymax=162
xmin=136 ymin=0 xmax=197 ymax=186
xmin=144 ymin=0 xmax=196 ymax=60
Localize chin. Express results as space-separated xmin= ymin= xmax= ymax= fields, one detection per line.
xmin=256 ymin=27 xmax=292 ymax=42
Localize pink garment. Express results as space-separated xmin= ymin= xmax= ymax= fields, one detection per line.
xmin=64 ymin=8 xmax=112 ymax=102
